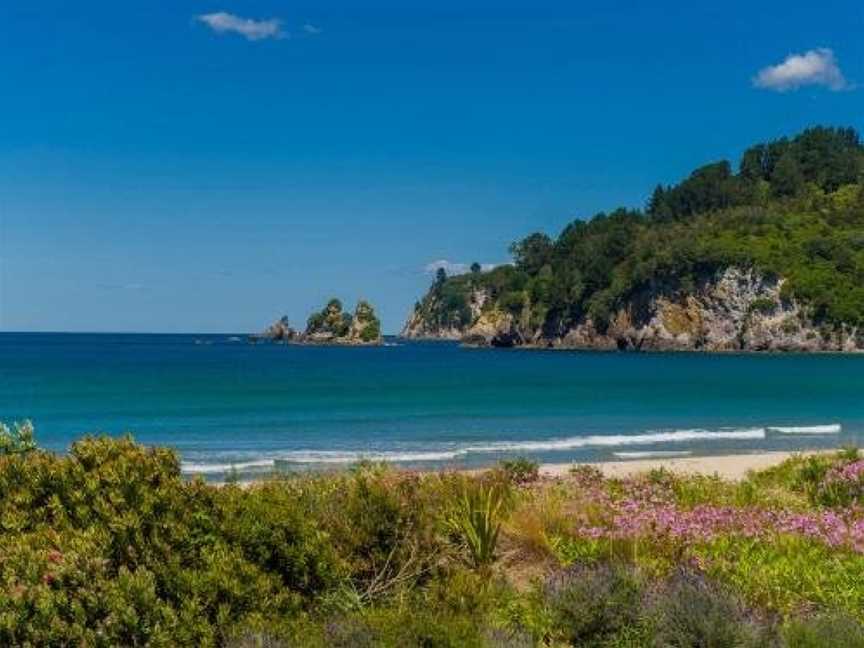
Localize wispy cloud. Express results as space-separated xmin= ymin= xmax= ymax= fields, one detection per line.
xmin=424 ymin=260 xmax=501 ymax=276
xmin=753 ymin=48 xmax=850 ymax=92
xmin=96 ymin=282 xmax=145 ymax=292
xmin=197 ymin=12 xmax=284 ymax=41
xmin=303 ymin=23 xmax=322 ymax=35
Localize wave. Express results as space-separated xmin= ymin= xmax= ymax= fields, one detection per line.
xmin=462 ymin=428 xmax=766 ymax=453
xmin=180 ymin=426 xmax=778 ymax=474
xmin=274 ymin=450 xmax=465 ymax=464
xmin=181 ymin=450 xmax=466 ymax=473
xmin=612 ymin=451 xmax=694 ymax=459
xmin=768 ymin=423 xmax=842 ymax=435
xmin=181 ymin=459 xmax=275 ymax=474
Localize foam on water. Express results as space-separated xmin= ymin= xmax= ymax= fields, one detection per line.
xmin=768 ymin=424 xmax=842 ymax=435
xmin=180 ymin=427 xmax=772 ymax=473
xmin=181 ymin=459 xmax=275 ymax=474
xmin=462 ymin=427 xmax=767 ymax=453
xmin=274 ymin=449 xmax=465 ymax=464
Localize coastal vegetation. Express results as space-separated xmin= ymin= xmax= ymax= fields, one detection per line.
xmin=406 ymin=126 xmax=864 ymax=349
xmin=258 ymin=299 xmax=382 ymax=345
xmin=5 ymin=421 xmax=864 ymax=646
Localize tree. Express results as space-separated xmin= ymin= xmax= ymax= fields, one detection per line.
xmin=647 ymin=185 xmax=673 ymax=221
xmin=739 ymin=144 xmax=768 ymax=182
xmin=470 ymin=262 xmax=482 ymax=274
xmin=510 ymin=233 xmax=553 ymax=274
xmin=435 ymin=267 xmax=447 ymax=286
xmin=771 ymin=152 xmax=805 ymax=197
xmin=408 ymin=125 xmax=864 ymax=338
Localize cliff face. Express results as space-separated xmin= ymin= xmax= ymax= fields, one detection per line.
xmin=400 ymin=287 xmax=488 ymax=340
xmin=404 ymin=267 xmax=864 ymax=352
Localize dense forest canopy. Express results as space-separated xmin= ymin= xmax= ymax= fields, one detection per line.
xmin=416 ymin=127 xmax=864 ymax=333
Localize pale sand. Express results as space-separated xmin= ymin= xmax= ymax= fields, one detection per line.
xmin=538 ymin=451 xmax=827 ymax=481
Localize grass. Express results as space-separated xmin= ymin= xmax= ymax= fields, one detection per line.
xmin=4 ymin=422 xmax=864 ymax=646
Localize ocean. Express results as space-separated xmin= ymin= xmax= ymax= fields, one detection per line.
xmin=2 ymin=332 xmax=862 ymax=480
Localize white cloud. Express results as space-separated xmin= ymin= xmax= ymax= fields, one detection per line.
xmin=424 ymin=260 xmax=500 ymax=276
xmin=753 ymin=48 xmax=849 ymax=92
xmin=303 ymin=23 xmax=322 ymax=35
xmin=197 ymin=12 xmax=284 ymax=41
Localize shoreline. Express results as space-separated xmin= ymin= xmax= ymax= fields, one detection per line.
xmin=217 ymin=450 xmax=836 ymax=486
xmin=537 ymin=450 xmax=829 ymax=481
xmin=403 ymin=335 xmax=864 ymax=355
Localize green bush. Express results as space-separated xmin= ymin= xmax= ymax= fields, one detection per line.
xmin=648 ymin=568 xmax=766 ymax=647
xmin=0 ymin=419 xmax=36 ymax=455
xmin=542 ymin=563 xmax=644 ymax=645
xmin=446 ymin=483 xmax=505 ymax=569
xmin=6 ymin=425 xmax=864 ymax=646
xmin=416 ymin=126 xmax=864 ymax=339
xmin=782 ymin=612 xmax=864 ymax=648
xmin=496 ymin=457 xmax=540 ymax=486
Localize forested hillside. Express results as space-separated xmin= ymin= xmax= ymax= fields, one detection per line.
xmin=403 ymin=127 xmax=864 ymax=351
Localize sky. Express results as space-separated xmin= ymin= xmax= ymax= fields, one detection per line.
xmin=0 ymin=1 xmax=862 ymax=334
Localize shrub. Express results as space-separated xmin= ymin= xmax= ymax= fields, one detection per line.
xmin=543 ymin=563 xmax=644 ymax=644
xmin=647 ymin=568 xmax=765 ymax=647
xmin=782 ymin=612 xmax=864 ymax=648
xmin=319 ymin=465 xmax=443 ymax=601
xmin=0 ymin=419 xmax=36 ymax=455
xmin=569 ymin=463 xmax=604 ymax=485
xmin=216 ymin=483 xmax=345 ymax=597
xmin=447 ymin=483 xmax=505 ymax=569
xmin=497 ymin=457 xmax=540 ymax=486
xmin=749 ymin=296 xmax=776 ymax=314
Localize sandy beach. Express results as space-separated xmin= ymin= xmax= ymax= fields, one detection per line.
xmin=539 ymin=450 xmax=828 ymax=481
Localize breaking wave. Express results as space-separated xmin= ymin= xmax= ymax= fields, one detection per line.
xmin=461 ymin=428 xmax=766 ymax=453
xmin=768 ymin=424 xmax=842 ymax=435
xmin=180 ymin=427 xmax=775 ymax=474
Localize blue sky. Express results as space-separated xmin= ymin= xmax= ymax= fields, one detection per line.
xmin=1 ymin=1 xmax=861 ymax=333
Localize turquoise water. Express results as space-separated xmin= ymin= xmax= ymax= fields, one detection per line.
xmin=2 ymin=333 xmax=863 ymax=480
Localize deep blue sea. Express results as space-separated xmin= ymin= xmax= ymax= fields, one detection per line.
xmin=2 ymin=333 xmax=863 ymax=480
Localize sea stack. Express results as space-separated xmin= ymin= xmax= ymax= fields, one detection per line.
xmin=256 ymin=299 xmax=383 ymax=345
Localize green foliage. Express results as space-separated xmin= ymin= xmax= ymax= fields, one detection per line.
xmin=695 ymin=534 xmax=864 ymax=618
xmin=306 ymin=297 xmax=352 ymax=337
xmin=543 ymin=563 xmax=644 ymax=645
xmin=782 ymin=612 xmax=864 ymax=648
xmin=647 ymin=568 xmax=766 ymax=648
xmin=7 ymin=426 xmax=864 ymax=645
xmin=359 ymin=319 xmax=381 ymax=342
xmin=496 ymin=457 xmax=540 ymax=486
xmin=749 ymin=296 xmax=776 ymax=314
xmin=415 ymin=125 xmax=864 ymax=337
xmin=304 ymin=298 xmax=382 ymax=342
xmin=0 ymin=419 xmax=37 ymax=455
xmin=446 ymin=483 xmax=505 ymax=569
xmin=354 ymin=300 xmax=382 ymax=342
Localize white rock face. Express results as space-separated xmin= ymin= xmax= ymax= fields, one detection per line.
xmin=560 ymin=268 xmax=862 ymax=352
xmin=401 ymin=287 xmax=490 ymax=340
xmin=402 ymin=267 xmax=864 ymax=352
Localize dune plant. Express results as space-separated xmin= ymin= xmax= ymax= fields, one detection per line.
xmin=447 ymin=483 xmax=505 ymax=569
xmin=496 ymin=457 xmax=540 ymax=486
xmin=0 ymin=419 xmax=37 ymax=455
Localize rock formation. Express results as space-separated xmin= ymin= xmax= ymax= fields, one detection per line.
xmin=256 ymin=300 xmax=382 ymax=346
xmin=403 ymin=267 xmax=864 ymax=352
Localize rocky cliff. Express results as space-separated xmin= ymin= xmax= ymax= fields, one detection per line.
xmin=256 ymin=299 xmax=383 ymax=346
xmin=403 ymin=267 xmax=864 ymax=352
xmin=401 ymin=287 xmax=488 ymax=340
